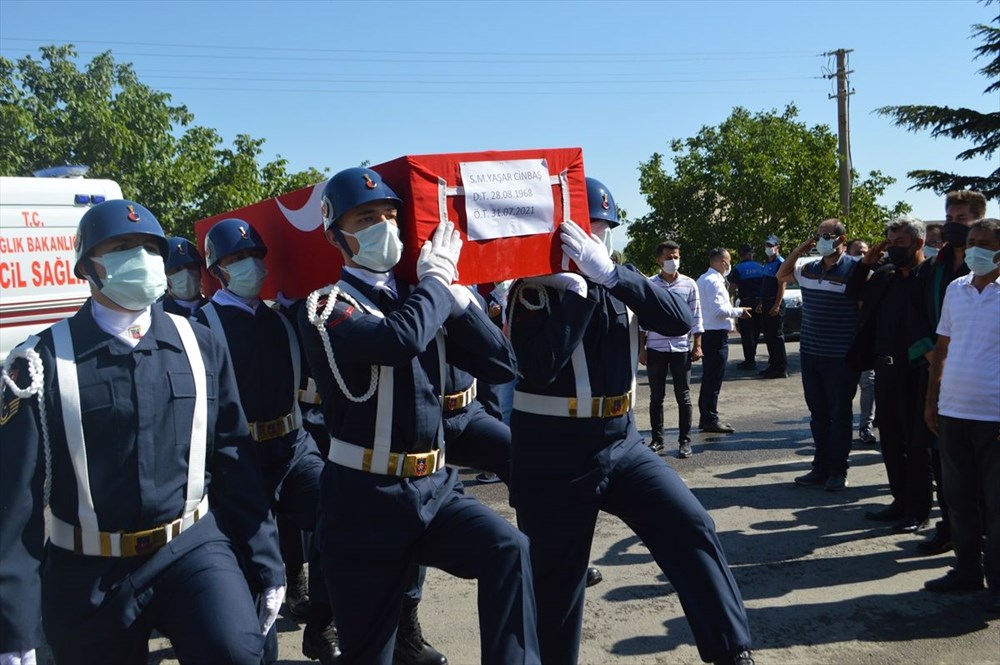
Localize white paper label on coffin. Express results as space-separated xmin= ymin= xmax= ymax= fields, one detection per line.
xmin=460 ymin=159 xmax=555 ymax=241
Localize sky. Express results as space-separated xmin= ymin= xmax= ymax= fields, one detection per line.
xmin=1 ymin=0 xmax=997 ymax=248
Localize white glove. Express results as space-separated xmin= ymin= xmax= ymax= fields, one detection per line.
xmin=448 ymin=284 xmax=481 ymax=317
xmin=275 ymin=290 xmax=297 ymax=309
xmin=525 ymin=273 xmax=588 ymax=298
xmin=259 ymin=585 xmax=285 ymax=636
xmin=417 ymin=220 xmax=463 ymax=286
xmin=560 ymin=220 xmax=616 ymax=287
xmin=0 ymin=651 xmax=37 ymax=665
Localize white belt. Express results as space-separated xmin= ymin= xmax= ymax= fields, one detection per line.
xmin=298 ymin=378 xmax=321 ymax=405
xmin=49 ymin=495 xmax=209 ymax=557
xmin=513 ymin=390 xmax=633 ymax=418
xmin=248 ymin=410 xmax=301 ymax=442
xmin=443 ymin=380 xmax=478 ymax=412
xmin=327 ymin=437 xmax=444 ymax=478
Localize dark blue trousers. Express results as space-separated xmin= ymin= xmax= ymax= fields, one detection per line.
xmin=800 ymin=352 xmax=859 ymax=477
xmin=318 ymin=465 xmax=539 ymax=665
xmin=514 ymin=439 xmax=751 ymax=664
xmin=44 ymin=541 xmax=263 ymax=665
xmin=445 ymin=401 xmax=512 ymax=483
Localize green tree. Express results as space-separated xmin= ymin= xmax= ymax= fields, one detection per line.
xmin=876 ymin=13 xmax=999 ymax=199
xmin=628 ymin=104 xmax=909 ymax=276
xmin=0 ymin=45 xmax=326 ymax=237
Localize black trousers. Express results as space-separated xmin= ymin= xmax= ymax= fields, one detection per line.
xmin=874 ymin=361 xmax=933 ymax=521
xmin=916 ymin=367 xmax=950 ymax=538
xmin=759 ymin=300 xmax=787 ymax=373
xmin=939 ymin=416 xmax=1000 ymax=588
xmin=698 ymin=330 xmax=729 ymax=427
xmin=647 ymin=348 xmax=693 ymax=443
xmin=736 ymin=304 xmax=761 ymax=364
xmin=737 ymin=299 xmax=786 ymax=371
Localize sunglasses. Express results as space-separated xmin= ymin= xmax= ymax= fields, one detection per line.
xmin=813 ymin=233 xmax=840 ymax=241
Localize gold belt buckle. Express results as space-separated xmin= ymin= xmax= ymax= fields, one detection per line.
xmin=603 ymin=392 xmax=631 ymax=418
xmin=402 ymin=450 xmax=438 ymax=477
xmin=120 ymin=524 xmax=168 ymax=557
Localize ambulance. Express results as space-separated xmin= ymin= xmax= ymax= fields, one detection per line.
xmin=0 ymin=174 xmax=124 ymax=360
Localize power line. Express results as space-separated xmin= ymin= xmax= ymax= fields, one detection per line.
xmin=0 ymin=36 xmax=816 ymax=59
xmin=0 ymin=46 xmax=816 ymax=65
xmin=147 ymin=85 xmax=817 ymax=96
xmin=138 ymin=73 xmax=816 ymax=85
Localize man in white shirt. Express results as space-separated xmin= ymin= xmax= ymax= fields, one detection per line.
xmin=923 ymin=218 xmax=1000 ymax=612
xmin=696 ymin=248 xmax=751 ymax=434
xmin=640 ymin=240 xmax=704 ymax=458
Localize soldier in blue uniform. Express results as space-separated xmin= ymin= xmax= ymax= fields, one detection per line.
xmin=443 ymin=307 xmax=605 ymax=588
xmin=507 ymin=178 xmax=754 ymax=665
xmin=162 ymin=236 xmax=208 ymax=316
xmin=0 ymin=200 xmax=284 ymax=665
xmin=298 ymin=167 xmax=540 ymax=665
xmin=196 ymin=219 xmax=338 ymax=665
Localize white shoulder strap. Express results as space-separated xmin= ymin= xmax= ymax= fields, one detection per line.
xmin=165 ymin=313 xmax=208 ymax=513
xmin=627 ymin=307 xmax=638 ymax=396
xmin=334 ymin=280 xmax=396 ymax=467
xmin=200 ymin=302 xmax=232 ymax=365
xmin=274 ymin=309 xmax=304 ymax=430
xmin=336 ymin=279 xmax=383 ymax=318
xmin=51 ymin=319 xmax=100 ymax=553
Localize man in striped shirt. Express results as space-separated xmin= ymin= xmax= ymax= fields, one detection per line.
xmin=776 ymin=219 xmax=860 ymax=492
xmin=640 ymin=240 xmax=704 ymax=458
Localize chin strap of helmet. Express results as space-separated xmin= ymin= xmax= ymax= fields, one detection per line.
xmin=329 ymin=225 xmax=355 ymax=260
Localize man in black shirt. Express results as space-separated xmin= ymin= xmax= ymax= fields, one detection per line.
xmin=846 ymin=217 xmax=932 ymax=535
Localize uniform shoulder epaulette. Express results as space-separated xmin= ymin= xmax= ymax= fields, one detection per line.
xmin=1 ymin=334 xmax=42 ymax=426
xmin=325 ymin=298 xmax=357 ymax=329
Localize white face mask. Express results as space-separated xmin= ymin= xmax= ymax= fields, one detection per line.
xmin=342 ymin=220 xmax=403 ymax=272
xmin=765 ymin=246 xmax=778 ymax=258
xmin=661 ymin=258 xmax=680 ymax=274
xmin=168 ymin=267 xmax=201 ymax=300
xmin=90 ymin=246 xmax=167 ymax=311
xmin=817 ymin=237 xmax=838 ymax=257
xmin=923 ymin=246 xmax=939 ymax=260
xmin=722 ymin=264 xmax=732 ymax=278
xmin=223 ymin=256 xmax=268 ymax=298
xmin=964 ymin=246 xmax=1000 ymax=276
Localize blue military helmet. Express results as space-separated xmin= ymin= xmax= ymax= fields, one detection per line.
xmin=321 ymin=167 xmax=402 ymax=231
xmin=321 ymin=167 xmax=402 ymax=256
xmin=165 ymin=236 xmax=203 ymax=272
xmin=204 ymin=218 xmax=267 ymax=271
xmin=73 ymin=199 xmax=169 ymax=278
xmin=585 ymin=177 xmax=620 ymax=229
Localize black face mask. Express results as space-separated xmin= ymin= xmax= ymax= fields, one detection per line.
xmin=943 ymin=222 xmax=970 ymax=247
xmin=887 ymin=245 xmax=915 ymax=268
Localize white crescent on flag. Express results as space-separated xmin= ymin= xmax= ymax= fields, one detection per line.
xmin=275 ymin=179 xmax=329 ymax=232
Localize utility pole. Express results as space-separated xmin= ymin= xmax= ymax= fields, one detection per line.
xmin=824 ymin=49 xmax=854 ymax=217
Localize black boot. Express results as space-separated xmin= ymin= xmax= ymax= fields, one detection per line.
xmin=302 ymin=603 xmax=340 ymax=664
xmin=714 ymin=649 xmax=754 ymax=665
xmin=284 ymin=564 xmax=311 ymax=621
xmin=586 ymin=566 xmax=603 ymax=587
xmin=393 ymin=597 xmax=447 ymax=665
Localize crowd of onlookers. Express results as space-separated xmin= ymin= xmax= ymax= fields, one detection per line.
xmin=639 ymin=190 xmax=1000 ymax=613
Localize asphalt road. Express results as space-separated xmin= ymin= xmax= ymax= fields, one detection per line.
xmin=148 ymin=340 xmax=998 ymax=665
